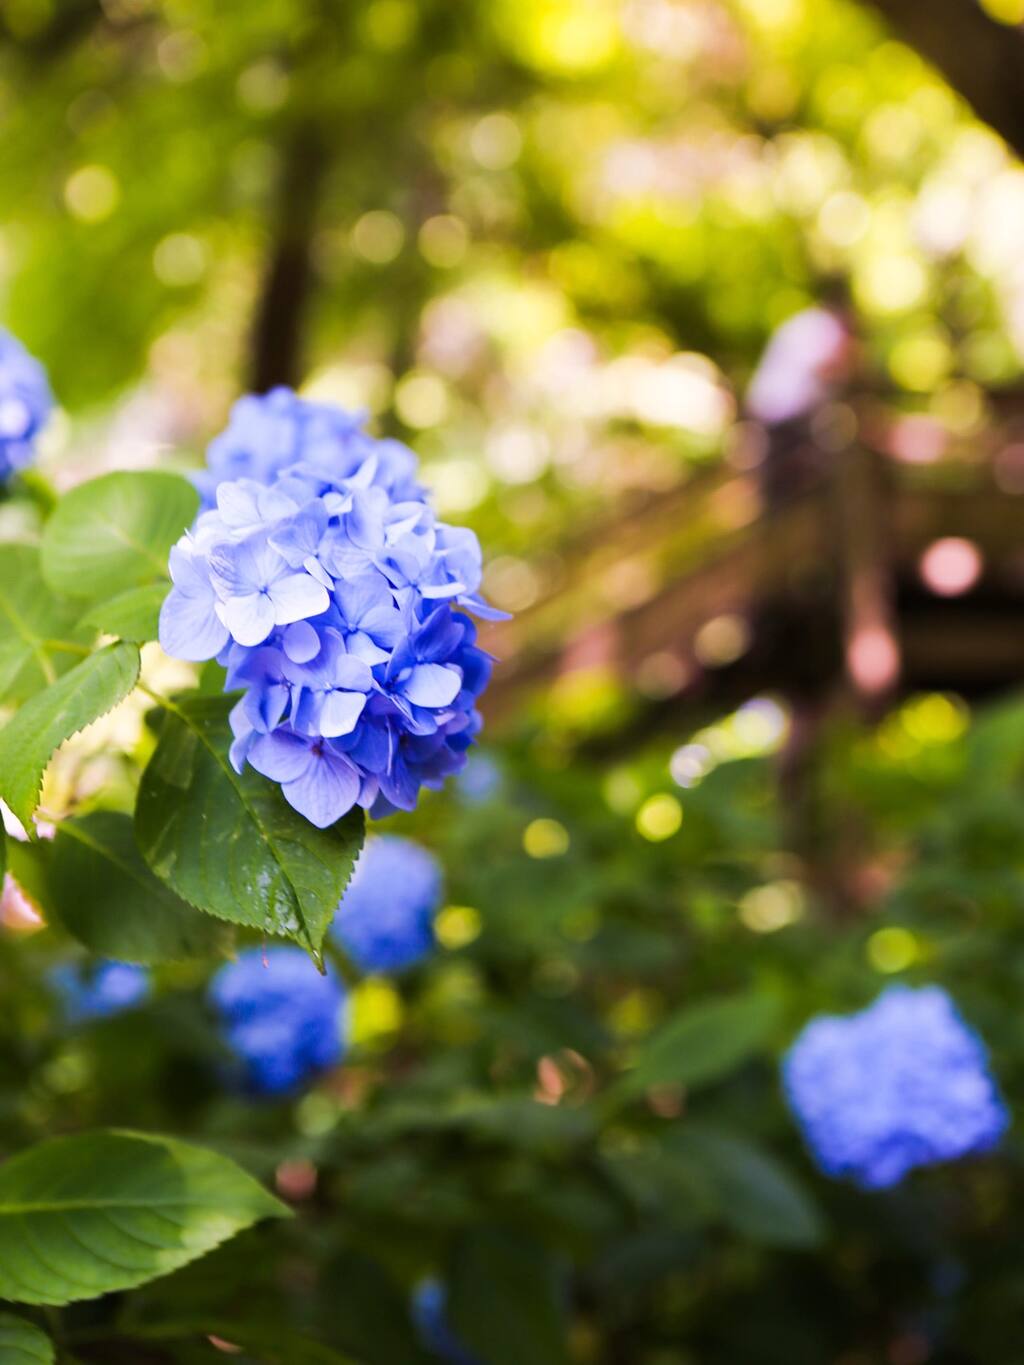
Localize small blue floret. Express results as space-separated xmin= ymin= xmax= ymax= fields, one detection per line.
xmin=333 ymin=836 xmax=442 ymax=973
xmin=412 ymin=1280 xmax=481 ymax=1365
xmin=209 ymin=945 xmax=346 ymax=1096
xmin=783 ymin=985 xmax=1009 ymax=1190
xmin=0 ymin=327 xmax=52 ymax=483
xmin=52 ymin=960 xmax=151 ymax=1024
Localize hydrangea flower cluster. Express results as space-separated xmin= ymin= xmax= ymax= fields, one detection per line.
xmin=209 ymin=946 xmax=346 ymax=1096
xmin=333 ymin=836 xmax=442 ymax=973
xmin=52 ymin=961 xmax=151 ymax=1025
xmin=411 ymin=1280 xmax=480 ymax=1365
xmin=160 ymin=387 xmax=502 ymax=827
xmin=0 ymin=327 xmax=52 ymax=483
xmin=783 ymin=985 xmax=1009 ymax=1190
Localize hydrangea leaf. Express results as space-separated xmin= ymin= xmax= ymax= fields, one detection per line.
xmin=668 ymin=1125 xmax=824 ymax=1248
xmin=606 ymin=991 xmax=781 ymax=1109
xmin=135 ymin=694 xmax=364 ymax=962
xmin=0 ymin=544 xmax=90 ymax=704
xmin=36 ymin=811 xmax=229 ymax=964
xmin=0 ymin=641 xmax=140 ymax=829
xmin=448 ymin=1229 xmax=570 ymax=1365
xmin=40 ymin=470 xmax=198 ymax=602
xmin=82 ymin=581 xmax=169 ymax=643
xmin=0 ymin=1313 xmax=54 ymax=1364
xmin=0 ymin=1130 xmax=288 ymax=1306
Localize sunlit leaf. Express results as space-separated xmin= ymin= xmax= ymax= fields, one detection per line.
xmin=82 ymin=581 xmax=170 ymax=643
xmin=0 ymin=544 xmax=89 ymax=704
xmin=40 ymin=470 xmax=198 ymax=601
xmin=0 ymin=1130 xmax=288 ymax=1306
xmin=0 ymin=642 xmax=140 ymax=828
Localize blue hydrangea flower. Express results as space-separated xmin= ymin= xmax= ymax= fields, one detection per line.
xmin=783 ymin=985 xmax=1009 ymax=1190
xmin=411 ymin=1280 xmax=481 ymax=1365
xmin=160 ymin=388 xmax=505 ymax=828
xmin=333 ymin=836 xmax=442 ymax=973
xmin=457 ymin=753 xmax=502 ymax=804
xmin=52 ymin=961 xmax=151 ymax=1025
xmin=0 ymin=328 xmax=52 ymax=483
xmin=209 ymin=945 xmax=346 ymax=1096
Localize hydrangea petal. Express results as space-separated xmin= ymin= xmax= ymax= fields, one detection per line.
xmin=159 ymin=587 xmax=230 ymax=661
xmin=401 ymin=663 xmax=462 ymax=708
xmin=283 ymin=746 xmax=360 ymax=827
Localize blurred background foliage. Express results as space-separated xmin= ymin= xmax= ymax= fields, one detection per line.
xmin=6 ymin=0 xmax=1024 ymax=1361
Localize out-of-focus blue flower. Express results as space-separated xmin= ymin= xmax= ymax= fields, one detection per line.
xmin=52 ymin=961 xmax=151 ymax=1024
xmin=783 ymin=985 xmax=1009 ymax=1190
xmin=333 ymin=836 xmax=442 ymax=973
xmin=209 ymin=945 xmax=346 ymax=1096
xmin=457 ymin=753 xmax=502 ymax=804
xmin=411 ymin=1280 xmax=481 ymax=1365
xmin=0 ymin=328 xmax=52 ymax=483
xmin=161 ymin=388 xmax=505 ymax=828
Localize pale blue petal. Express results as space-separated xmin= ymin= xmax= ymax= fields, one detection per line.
xmin=401 ymin=663 xmax=462 ymax=708
xmin=283 ymin=751 xmax=360 ymax=828
xmin=222 ymin=592 xmax=276 ymax=646
xmin=248 ymin=730 xmax=312 ymax=783
xmin=282 ymin=621 xmax=322 ymax=663
xmin=330 ymin=654 xmax=374 ymax=693
xmin=270 ymin=573 xmax=330 ymax=625
xmin=320 ymin=689 xmax=368 ymax=738
xmin=159 ymin=587 xmax=229 ymax=661
xmin=346 ymin=631 xmax=391 ymax=666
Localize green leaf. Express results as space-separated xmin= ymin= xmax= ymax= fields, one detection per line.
xmin=37 ymin=811 xmax=229 ymax=964
xmin=0 ymin=1130 xmax=288 ymax=1306
xmin=40 ymin=470 xmax=198 ymax=601
xmin=135 ymin=695 xmax=364 ymax=960
xmin=448 ymin=1229 xmax=570 ymax=1365
xmin=0 ymin=544 xmax=89 ymax=704
xmin=669 ymin=1126 xmax=824 ymax=1248
xmin=82 ymin=581 xmax=169 ymax=643
xmin=0 ymin=1313 xmax=54 ymax=1364
xmin=607 ymin=991 xmax=781 ymax=1107
xmin=0 ymin=642 xmax=140 ymax=829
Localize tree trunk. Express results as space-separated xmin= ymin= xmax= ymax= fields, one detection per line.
xmin=864 ymin=0 xmax=1024 ymax=160
xmin=249 ymin=124 xmax=330 ymax=393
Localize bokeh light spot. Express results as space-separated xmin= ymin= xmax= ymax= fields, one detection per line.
xmin=394 ymin=372 xmax=448 ymax=428
xmin=847 ymin=626 xmax=900 ymax=695
xmin=919 ymin=538 xmax=983 ymax=596
xmin=435 ymin=904 xmax=482 ymax=949
xmin=694 ymin=615 xmax=750 ymax=667
xmin=351 ymin=210 xmax=405 ymax=264
xmin=739 ymin=880 xmax=805 ymax=933
xmin=351 ymin=978 xmax=403 ymax=1046
xmin=979 ymin=0 xmax=1024 ymax=22
xmin=64 ymin=165 xmax=120 ymax=222
xmin=418 ymin=214 xmax=469 ymax=268
xmin=470 ymin=112 xmax=523 ymax=169
xmin=153 ymin=233 xmax=207 ymax=287
xmin=524 ymin=818 xmax=570 ymax=858
xmin=867 ymin=927 xmax=919 ymax=974
xmin=635 ymin=793 xmax=683 ymax=842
